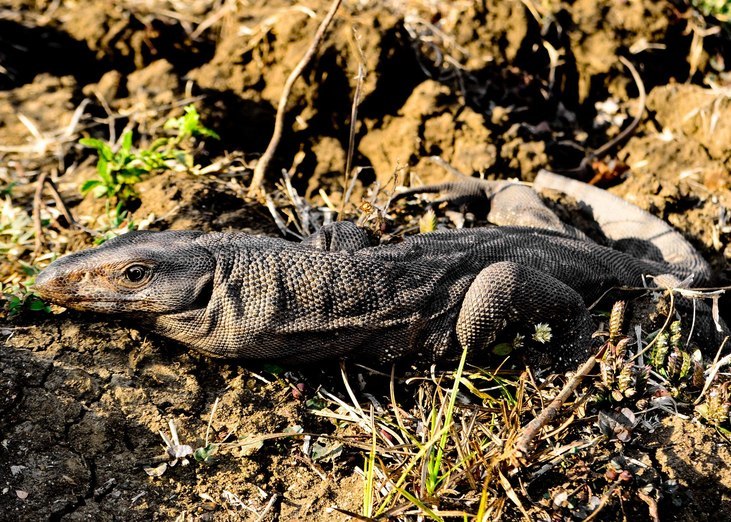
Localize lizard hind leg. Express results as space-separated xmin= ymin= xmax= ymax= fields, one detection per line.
xmin=486 ymin=182 xmax=587 ymax=239
xmin=456 ymin=262 xmax=595 ymax=368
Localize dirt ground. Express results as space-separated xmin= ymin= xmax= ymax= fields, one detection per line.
xmin=1 ymin=0 xmax=730 ymax=520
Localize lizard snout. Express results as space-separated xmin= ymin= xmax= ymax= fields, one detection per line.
xmin=34 ymin=259 xmax=88 ymax=303
xmin=33 ymin=264 xmax=66 ymax=301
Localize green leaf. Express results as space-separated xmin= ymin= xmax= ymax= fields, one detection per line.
xmin=93 ymin=185 xmax=109 ymax=199
xmin=197 ymin=126 xmax=220 ymax=140
xmin=96 ymin=156 xmax=113 ymax=184
xmin=193 ymin=443 xmax=218 ymax=463
xmin=120 ymin=130 xmax=134 ymax=154
xmin=492 ymin=343 xmax=514 ymax=356
xmin=79 ymin=137 xmax=109 ymax=153
xmin=28 ymin=299 xmax=50 ymax=312
xmin=261 ymin=363 xmax=285 ymax=375
xmin=116 ymin=169 xmax=146 ymax=183
xmin=80 ymin=179 xmax=102 ymax=194
xmin=149 ymin=137 xmax=170 ymax=151
xmin=305 ymin=397 xmax=326 ymax=410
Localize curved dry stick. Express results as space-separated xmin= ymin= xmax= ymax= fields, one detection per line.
xmin=557 ymin=56 xmax=646 ymax=175
xmin=248 ymin=0 xmax=343 ymax=197
xmin=32 ymin=169 xmax=97 ymax=258
xmin=514 ymin=344 xmax=608 ymax=461
xmin=591 ymin=56 xmax=646 ymax=159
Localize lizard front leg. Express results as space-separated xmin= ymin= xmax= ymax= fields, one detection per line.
xmin=456 ymin=261 xmax=595 ymax=367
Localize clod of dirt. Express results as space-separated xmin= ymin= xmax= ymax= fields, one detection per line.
xmin=126 ymin=60 xmax=180 ymax=103
xmin=613 ymin=83 xmax=730 ymax=275
xmin=567 ymin=0 xmax=674 ymax=101
xmin=646 ymin=84 xmax=731 ymax=162
xmin=651 ymin=415 xmax=731 ymax=521
xmin=359 ymin=80 xmax=496 ymax=184
xmin=0 ymin=74 xmax=77 ymax=148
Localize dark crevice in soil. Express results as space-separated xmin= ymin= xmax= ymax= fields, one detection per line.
xmin=63 ymin=408 xmax=88 ymax=440
xmin=197 ymin=89 xmax=276 ymax=156
xmin=48 ymin=458 xmax=97 ymax=522
xmin=122 ymin=428 xmax=136 ymax=452
xmin=358 ymin=23 xmax=426 ymax=119
xmin=0 ymin=20 xmax=107 ymax=90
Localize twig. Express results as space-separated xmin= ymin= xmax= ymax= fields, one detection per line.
xmin=248 ymin=0 xmax=343 ymax=196
xmin=190 ymin=0 xmax=236 ymax=40
xmin=694 ymin=335 xmax=730 ymax=405
xmin=557 ymin=56 xmax=647 ymax=176
xmin=636 ymin=489 xmax=660 ymax=522
xmin=584 ymin=479 xmax=621 ymax=522
xmin=44 ymin=173 xmax=80 ymax=229
xmin=31 ymin=170 xmax=96 ymax=251
xmin=514 ymin=344 xmax=608 ymax=461
xmin=32 ymin=172 xmax=49 ymax=257
xmin=590 ymin=56 xmax=646 ymax=159
xmin=254 ymin=492 xmax=279 ymax=522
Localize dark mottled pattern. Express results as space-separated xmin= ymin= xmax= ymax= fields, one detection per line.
xmin=34 ymin=173 xmax=723 ymax=367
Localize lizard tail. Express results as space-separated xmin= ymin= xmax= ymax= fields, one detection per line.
xmin=533 ymin=170 xmax=712 ymax=286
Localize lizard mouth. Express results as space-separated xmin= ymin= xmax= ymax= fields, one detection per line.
xmin=33 ymin=282 xmax=147 ymax=313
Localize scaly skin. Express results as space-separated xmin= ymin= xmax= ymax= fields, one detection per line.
xmin=34 ymin=172 xmax=723 ymax=366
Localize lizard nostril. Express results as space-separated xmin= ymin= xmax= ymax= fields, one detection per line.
xmin=33 ymin=269 xmax=53 ymax=296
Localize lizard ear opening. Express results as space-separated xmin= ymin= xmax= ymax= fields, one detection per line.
xmin=190 ymin=272 xmax=214 ymax=309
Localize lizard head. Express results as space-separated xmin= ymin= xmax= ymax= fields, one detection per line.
xmin=34 ymin=230 xmax=215 ymax=315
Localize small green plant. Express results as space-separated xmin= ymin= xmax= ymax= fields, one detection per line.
xmin=80 ymin=104 xmax=219 ymax=205
xmin=0 ymin=181 xmax=15 ymax=197
xmin=80 ymin=129 xmax=147 ymax=204
xmin=418 ymin=209 xmax=437 ymax=234
xmin=696 ymin=383 xmax=730 ymax=427
xmin=594 ymin=301 xmax=650 ymax=404
xmin=1 ymin=195 xmax=37 ymax=258
xmin=163 ymin=104 xmax=220 ymax=142
xmin=92 ymin=202 xmax=137 ymax=245
xmin=649 ymin=320 xmax=705 ymax=393
xmin=1 ymin=279 xmax=50 ymax=318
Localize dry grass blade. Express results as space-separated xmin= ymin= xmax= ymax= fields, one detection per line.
xmin=31 ymin=172 xmax=48 ymax=257
xmin=248 ymin=0 xmax=343 ymax=196
xmin=498 ymin=469 xmax=530 ymax=521
xmin=204 ymin=396 xmax=220 ymax=447
xmin=363 ymin=405 xmax=377 ymax=519
xmin=583 ymin=479 xmax=621 ymax=522
xmin=629 ymin=291 xmax=676 ymax=363
xmin=694 ymin=336 xmax=730 ymax=405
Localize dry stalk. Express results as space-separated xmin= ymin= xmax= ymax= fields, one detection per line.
xmin=338 ymin=25 xmax=367 ymax=219
xmin=32 ymin=170 xmax=91 ymax=257
xmin=583 ymin=478 xmax=622 ymax=522
xmin=248 ymin=0 xmax=343 ymax=197
xmin=636 ymin=488 xmax=660 ymax=522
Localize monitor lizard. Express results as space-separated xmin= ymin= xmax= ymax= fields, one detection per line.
xmin=33 ymin=171 xmax=726 ymax=367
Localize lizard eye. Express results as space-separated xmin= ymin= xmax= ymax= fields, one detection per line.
xmin=124 ymin=264 xmax=149 ymax=283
